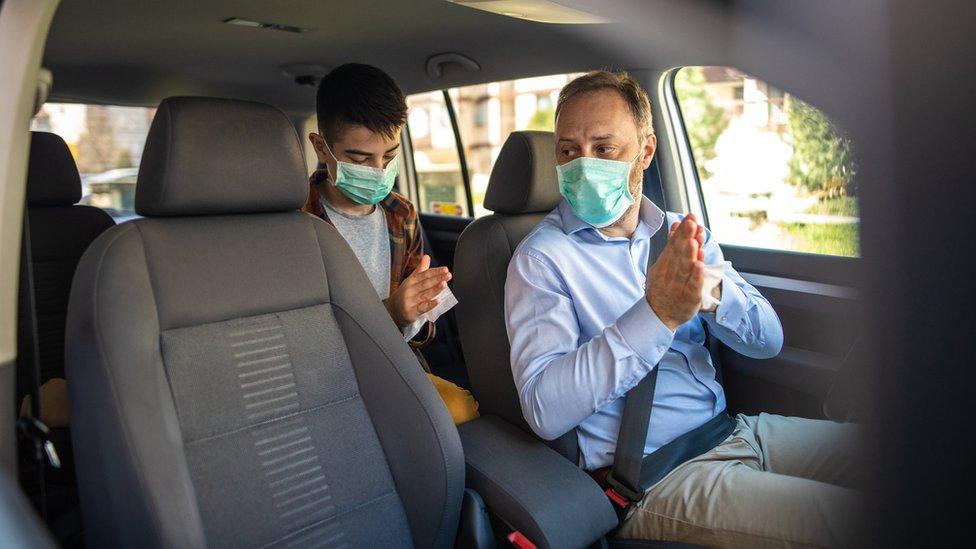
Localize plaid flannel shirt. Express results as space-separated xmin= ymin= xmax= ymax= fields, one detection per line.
xmin=303 ymin=165 xmax=435 ymax=352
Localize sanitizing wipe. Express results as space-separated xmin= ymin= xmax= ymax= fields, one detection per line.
xmin=422 ymin=286 xmax=459 ymax=324
xmin=701 ymin=262 xmax=729 ymax=310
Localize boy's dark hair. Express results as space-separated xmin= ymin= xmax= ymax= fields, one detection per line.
xmin=316 ymin=63 xmax=408 ymax=144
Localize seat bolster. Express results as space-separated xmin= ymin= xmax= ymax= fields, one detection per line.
xmin=66 ymin=223 xmax=206 ymax=548
xmin=455 ymin=215 xmax=540 ymax=429
xmin=309 ymin=218 xmax=465 ymax=549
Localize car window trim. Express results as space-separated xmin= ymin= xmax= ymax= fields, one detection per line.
xmin=442 ymin=89 xmax=475 ymax=217
xmin=662 ymin=68 xmax=709 ymax=227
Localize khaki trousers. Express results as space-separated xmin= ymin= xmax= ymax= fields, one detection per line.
xmin=616 ymin=413 xmax=863 ymax=548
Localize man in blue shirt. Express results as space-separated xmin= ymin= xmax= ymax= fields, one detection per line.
xmin=506 ymin=71 xmax=861 ymax=547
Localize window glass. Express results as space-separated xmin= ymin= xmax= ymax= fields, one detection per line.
xmin=405 ymin=91 xmax=468 ymax=216
xmin=674 ymin=67 xmax=858 ymax=257
xmin=451 ymin=73 xmax=582 ymax=218
xmin=31 ymin=103 xmax=155 ymax=222
xmin=406 ymin=73 xmax=583 ymax=218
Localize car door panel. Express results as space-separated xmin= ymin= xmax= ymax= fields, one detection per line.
xmin=718 ymin=245 xmax=862 ymax=419
xmin=419 ymin=213 xmax=472 ymax=272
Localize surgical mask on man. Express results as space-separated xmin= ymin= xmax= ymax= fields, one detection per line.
xmin=324 ymin=141 xmax=399 ymax=205
xmin=556 ymin=152 xmax=642 ymax=228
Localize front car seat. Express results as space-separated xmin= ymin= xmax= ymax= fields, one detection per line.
xmin=65 ymin=97 xmax=464 ymax=547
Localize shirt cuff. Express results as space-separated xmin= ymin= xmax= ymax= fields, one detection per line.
xmin=714 ymin=275 xmax=748 ymax=335
xmin=616 ymin=298 xmax=676 ymax=366
xmin=402 ymin=318 xmax=425 ymax=341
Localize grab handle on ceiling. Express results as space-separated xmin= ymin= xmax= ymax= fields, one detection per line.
xmin=426 ymin=52 xmax=481 ymax=79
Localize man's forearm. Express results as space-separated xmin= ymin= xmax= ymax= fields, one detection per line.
xmin=514 ymin=298 xmax=675 ymax=440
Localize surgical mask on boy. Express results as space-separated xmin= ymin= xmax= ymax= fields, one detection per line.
xmin=324 ymin=141 xmax=399 ymax=205
xmin=556 ymin=152 xmax=641 ymax=228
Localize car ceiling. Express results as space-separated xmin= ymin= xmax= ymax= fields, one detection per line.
xmin=41 ymin=0 xmax=645 ymax=115
xmin=43 ymin=0 xmax=875 ymax=126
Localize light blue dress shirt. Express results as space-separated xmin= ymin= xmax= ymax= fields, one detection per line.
xmin=505 ymin=197 xmax=784 ymax=471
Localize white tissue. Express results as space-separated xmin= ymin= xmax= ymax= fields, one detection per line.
xmin=701 ymin=262 xmax=729 ymax=310
xmin=422 ymin=286 xmax=458 ymax=324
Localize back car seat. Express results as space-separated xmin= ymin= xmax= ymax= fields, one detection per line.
xmin=65 ymin=97 xmax=465 ymax=547
xmin=453 ymin=132 xmax=622 ymax=547
xmin=455 ymin=131 xmax=693 ymax=548
xmin=16 ymin=132 xmax=114 ymax=533
xmin=19 ymin=132 xmax=114 ymax=399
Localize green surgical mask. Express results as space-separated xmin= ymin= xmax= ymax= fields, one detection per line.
xmin=556 ymin=154 xmax=640 ymax=228
xmin=325 ymin=142 xmax=399 ymax=205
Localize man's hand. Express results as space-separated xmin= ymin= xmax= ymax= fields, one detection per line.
xmin=646 ymin=214 xmax=706 ymax=331
xmin=384 ymin=255 xmax=451 ymax=328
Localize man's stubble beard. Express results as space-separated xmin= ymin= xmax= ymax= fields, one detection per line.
xmin=606 ymin=166 xmax=645 ymax=231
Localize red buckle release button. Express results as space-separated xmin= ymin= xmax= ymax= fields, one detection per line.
xmin=507 ymin=530 xmax=537 ymax=549
xmin=605 ymin=488 xmax=630 ymax=508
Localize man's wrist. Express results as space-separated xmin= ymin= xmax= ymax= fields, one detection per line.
xmin=647 ymin=297 xmax=679 ymax=331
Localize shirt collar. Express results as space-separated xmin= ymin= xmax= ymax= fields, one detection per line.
xmin=559 ymin=196 xmax=666 ymax=241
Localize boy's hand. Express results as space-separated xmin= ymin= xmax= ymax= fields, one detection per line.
xmin=384 ymin=255 xmax=452 ymax=328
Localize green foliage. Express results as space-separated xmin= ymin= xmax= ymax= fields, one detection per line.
xmin=526 ymin=105 xmax=555 ymax=132
xmin=786 ymin=98 xmax=855 ymax=196
xmin=805 ymin=196 xmax=858 ymax=217
xmin=778 ymin=222 xmax=859 ymax=257
xmin=674 ymin=67 xmax=729 ymax=180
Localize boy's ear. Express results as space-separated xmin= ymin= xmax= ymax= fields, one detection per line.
xmin=308 ymin=132 xmax=330 ymax=163
xmin=308 ymin=132 xmax=325 ymax=152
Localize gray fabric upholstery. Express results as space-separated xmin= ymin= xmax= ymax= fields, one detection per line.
xmin=455 ymin=130 xmax=579 ymax=461
xmin=19 ymin=132 xmax=114 ymax=389
xmin=135 ymin=97 xmax=308 ymax=217
xmin=26 ymin=132 xmax=82 ymax=207
xmin=455 ymin=214 xmax=547 ymax=429
xmin=483 ymin=131 xmax=561 ymax=215
xmin=66 ymin=97 xmax=463 ymax=548
xmin=458 ymin=416 xmax=617 ymax=549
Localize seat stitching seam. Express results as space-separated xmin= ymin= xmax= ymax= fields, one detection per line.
xmin=257 ymin=490 xmax=399 ymax=548
xmin=183 ymin=393 xmax=360 ymax=446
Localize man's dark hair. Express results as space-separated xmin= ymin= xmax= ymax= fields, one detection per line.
xmin=556 ymin=70 xmax=654 ymax=138
xmin=316 ymin=63 xmax=408 ymax=144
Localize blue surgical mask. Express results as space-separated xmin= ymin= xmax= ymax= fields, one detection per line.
xmin=557 ymin=154 xmax=640 ymax=228
xmin=324 ymin=142 xmax=399 ymax=205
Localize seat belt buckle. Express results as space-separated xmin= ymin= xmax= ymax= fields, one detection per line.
xmin=506 ymin=530 xmax=537 ymax=549
xmin=604 ymin=471 xmax=644 ymax=505
xmin=605 ymin=487 xmax=630 ymax=508
xmin=16 ymin=416 xmax=61 ymax=469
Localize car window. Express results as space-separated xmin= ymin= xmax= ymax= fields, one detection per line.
xmin=407 ymin=73 xmax=583 ymax=218
xmin=405 ymin=91 xmax=469 ymax=216
xmin=673 ymin=67 xmax=858 ymax=257
xmin=31 ymin=103 xmax=155 ymax=222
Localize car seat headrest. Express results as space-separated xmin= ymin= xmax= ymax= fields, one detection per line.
xmin=27 ymin=131 xmax=82 ymax=207
xmin=484 ymin=130 xmax=561 ymax=215
xmin=135 ymin=96 xmax=308 ymax=217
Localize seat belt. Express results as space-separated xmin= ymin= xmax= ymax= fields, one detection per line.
xmin=15 ymin=208 xmax=61 ymax=520
xmin=604 ymin=219 xmax=734 ymax=509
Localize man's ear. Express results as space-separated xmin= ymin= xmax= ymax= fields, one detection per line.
xmin=641 ymin=133 xmax=658 ymax=169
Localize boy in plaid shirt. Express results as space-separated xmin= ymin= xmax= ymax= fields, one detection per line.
xmin=303 ymin=63 xmax=477 ymax=424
